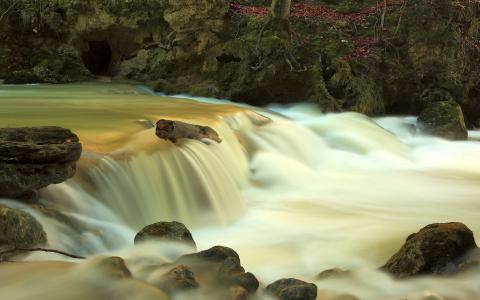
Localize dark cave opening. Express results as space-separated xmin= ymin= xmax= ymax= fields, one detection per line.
xmin=82 ymin=40 xmax=112 ymax=75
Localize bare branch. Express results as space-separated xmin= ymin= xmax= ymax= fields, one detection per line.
xmin=0 ymin=247 xmax=86 ymax=260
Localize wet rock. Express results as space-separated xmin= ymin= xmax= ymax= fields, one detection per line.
xmin=156 ymin=119 xmax=222 ymax=144
xmin=417 ymin=101 xmax=468 ymax=140
xmin=194 ymin=245 xmax=240 ymax=263
xmin=382 ymin=222 xmax=478 ymax=277
xmin=228 ymin=272 xmax=259 ymax=294
xmin=0 ymin=127 xmax=82 ymax=200
xmin=158 ymin=264 xmax=199 ymax=292
xmin=317 ymin=268 xmax=351 ymax=280
xmin=134 ymin=221 xmax=196 ymax=249
xmin=77 ymin=256 xmax=132 ymax=279
xmin=229 ymin=286 xmax=249 ymax=300
xmin=176 ymin=246 xmax=259 ymax=293
xmin=265 ymin=278 xmax=317 ymax=300
xmin=0 ymin=204 xmax=47 ymax=259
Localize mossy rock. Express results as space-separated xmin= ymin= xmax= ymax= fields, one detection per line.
xmin=417 ymin=101 xmax=468 ymax=140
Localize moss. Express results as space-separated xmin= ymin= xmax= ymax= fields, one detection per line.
xmin=417 ymin=101 xmax=468 ymax=140
xmin=1 ymin=0 xmax=478 ymax=125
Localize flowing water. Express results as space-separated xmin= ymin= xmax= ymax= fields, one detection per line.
xmin=1 ymin=83 xmax=480 ymax=300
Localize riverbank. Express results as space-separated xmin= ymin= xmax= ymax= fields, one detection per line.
xmin=1 ymin=0 xmax=479 ymax=125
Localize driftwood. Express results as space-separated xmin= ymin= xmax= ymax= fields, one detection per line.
xmin=156 ymin=119 xmax=222 ymax=144
xmin=0 ymin=247 xmax=86 ymax=261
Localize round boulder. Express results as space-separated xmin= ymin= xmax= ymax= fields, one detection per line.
xmin=417 ymin=101 xmax=468 ymax=140
xmin=134 ymin=221 xmax=196 ymax=249
xmin=382 ymin=222 xmax=478 ymax=277
xmin=0 ymin=205 xmax=47 ymax=259
xmin=265 ymin=278 xmax=317 ymax=300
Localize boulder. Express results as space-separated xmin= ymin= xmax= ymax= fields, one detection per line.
xmin=175 ymin=246 xmax=259 ymax=293
xmin=265 ymin=278 xmax=317 ymax=300
xmin=417 ymin=101 xmax=468 ymax=140
xmin=157 ymin=264 xmax=199 ymax=292
xmin=382 ymin=222 xmax=478 ymax=277
xmin=156 ymin=119 xmax=222 ymax=144
xmin=0 ymin=127 xmax=82 ymax=200
xmin=134 ymin=221 xmax=197 ymax=249
xmin=0 ymin=204 xmax=47 ymax=259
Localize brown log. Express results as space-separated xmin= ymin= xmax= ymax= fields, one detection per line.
xmin=155 ymin=119 xmax=222 ymax=144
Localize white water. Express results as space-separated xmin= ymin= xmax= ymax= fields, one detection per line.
xmin=2 ymin=93 xmax=480 ymax=299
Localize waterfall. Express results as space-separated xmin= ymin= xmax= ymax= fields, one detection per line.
xmin=2 ymin=84 xmax=480 ymax=300
xmin=85 ymin=119 xmax=249 ymax=230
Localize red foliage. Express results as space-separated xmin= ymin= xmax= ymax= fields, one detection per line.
xmin=229 ymin=4 xmax=268 ymax=19
xmin=230 ymin=1 xmax=401 ymax=23
xmin=342 ymin=36 xmax=379 ymax=61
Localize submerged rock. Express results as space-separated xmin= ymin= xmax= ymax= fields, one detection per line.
xmin=176 ymin=246 xmax=259 ymax=293
xmin=229 ymin=286 xmax=248 ymax=300
xmin=134 ymin=221 xmax=196 ymax=249
xmin=265 ymin=278 xmax=317 ymax=300
xmin=382 ymin=222 xmax=478 ymax=277
xmin=0 ymin=204 xmax=47 ymax=259
xmin=157 ymin=264 xmax=199 ymax=292
xmin=77 ymin=256 xmax=132 ymax=279
xmin=0 ymin=127 xmax=82 ymax=200
xmin=156 ymin=119 xmax=222 ymax=144
xmin=317 ymin=268 xmax=352 ymax=280
xmin=417 ymin=101 xmax=468 ymax=140
xmin=316 ymin=290 xmax=360 ymax=300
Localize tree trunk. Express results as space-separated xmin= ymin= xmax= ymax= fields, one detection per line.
xmin=270 ymin=0 xmax=291 ymax=21
xmin=268 ymin=0 xmax=292 ymax=41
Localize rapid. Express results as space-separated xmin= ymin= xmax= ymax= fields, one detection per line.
xmin=1 ymin=83 xmax=480 ymax=300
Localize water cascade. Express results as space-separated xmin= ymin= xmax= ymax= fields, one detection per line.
xmin=1 ymin=84 xmax=480 ymax=300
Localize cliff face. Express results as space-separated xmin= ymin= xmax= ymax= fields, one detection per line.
xmin=0 ymin=0 xmax=226 ymax=81
xmin=1 ymin=0 xmax=479 ymax=125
